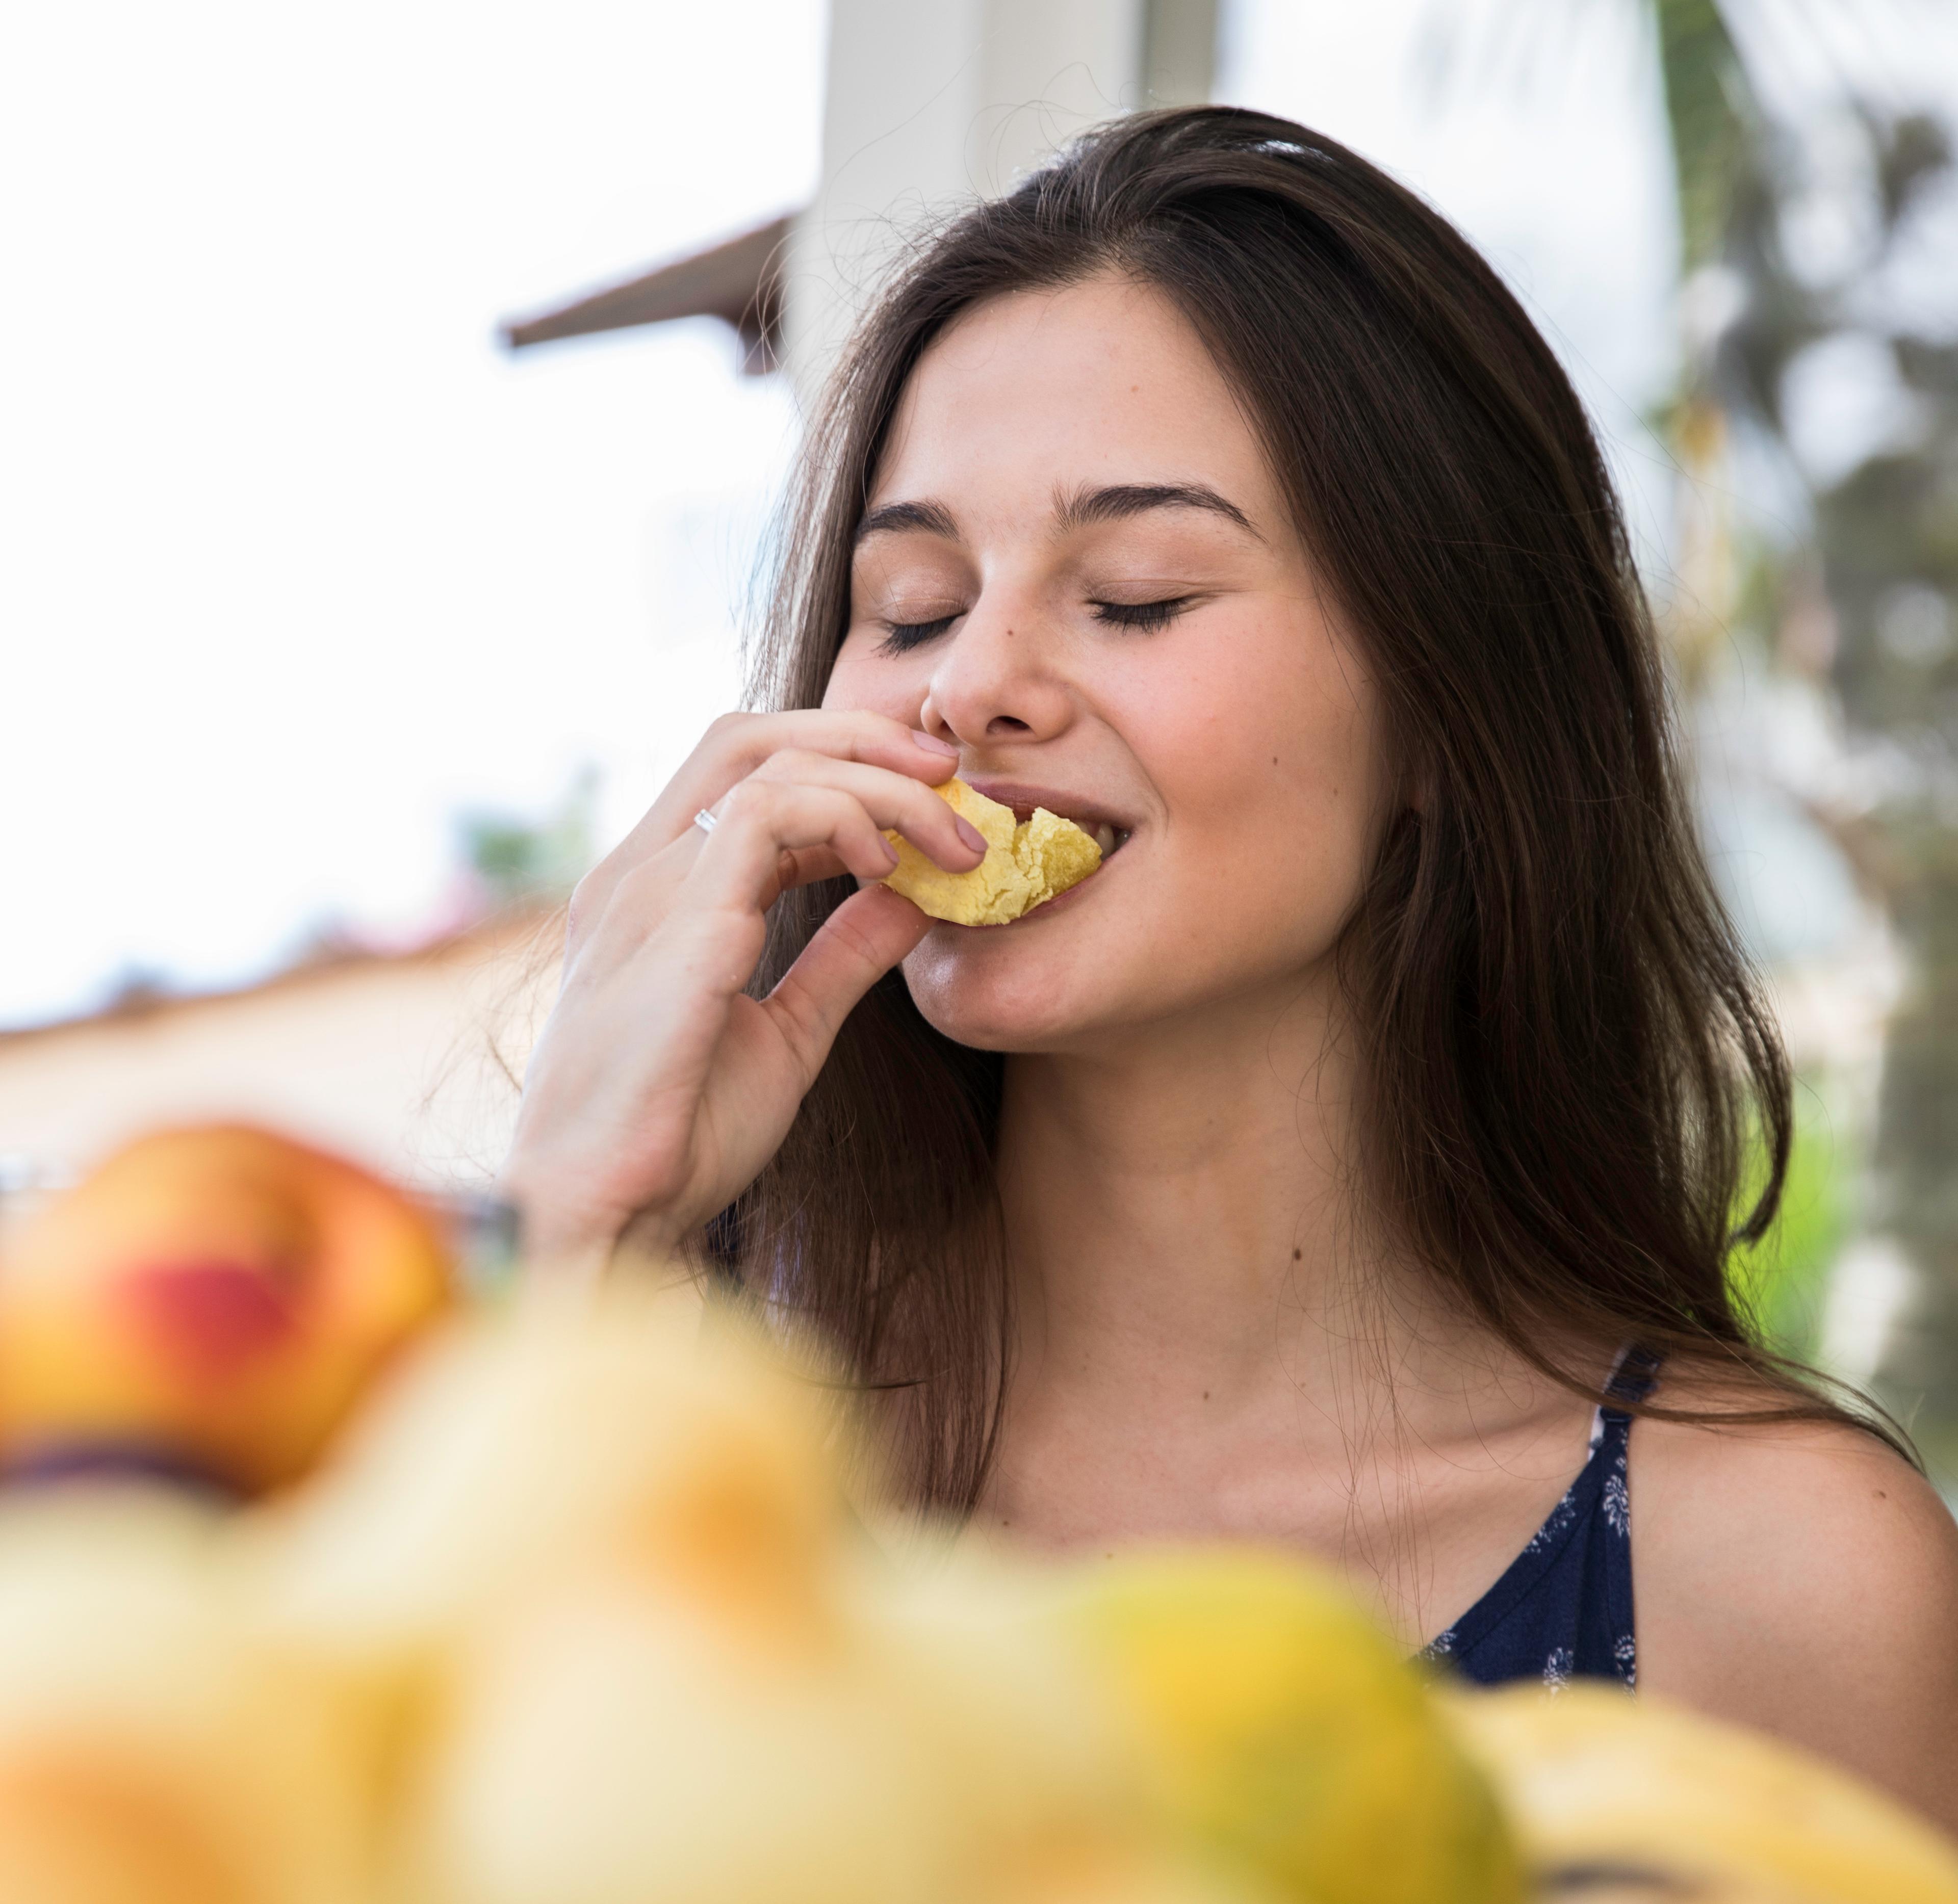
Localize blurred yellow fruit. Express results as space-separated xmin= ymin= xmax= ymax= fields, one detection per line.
xmin=251 ymin=1289 xmax=891 ymax=1886
xmin=407 ymin=1557 xmax=1273 ymax=1904
xmin=257 ymin=1289 xmax=854 ymax=1672
xmin=267 ymin=1293 xmax=1188 ymax=1904
xmin=0 ymin=1490 xmax=371 ymax=1904
xmin=1051 ymin=1549 xmax=1526 ymax=1904
xmin=866 ymin=1554 xmax=1155 ymax=1889
xmin=0 ymin=1124 xmax=451 ymax=1493
xmin=1444 ymin=1683 xmax=1958 ymax=1904
xmin=401 ymin=1569 xmax=963 ymax=1904
xmin=1526 ymin=1870 xmax=1804 ymax=1904
xmin=974 ymin=1833 xmax=1289 ymax=1904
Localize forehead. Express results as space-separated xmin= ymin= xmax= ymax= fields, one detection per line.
xmin=868 ymin=274 xmax=1278 ymax=524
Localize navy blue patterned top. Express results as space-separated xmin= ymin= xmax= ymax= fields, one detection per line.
xmin=1419 ymin=1353 xmax=1659 ymax=1692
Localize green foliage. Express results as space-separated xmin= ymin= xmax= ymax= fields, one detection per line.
xmin=1728 ymin=1087 xmax=1854 ymax=1362
xmin=1653 ymin=0 xmax=1749 ymax=273
xmin=457 ymin=767 xmax=597 ymax=907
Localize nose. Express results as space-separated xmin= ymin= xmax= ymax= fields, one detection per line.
xmin=918 ymin=594 xmax=1075 ymax=749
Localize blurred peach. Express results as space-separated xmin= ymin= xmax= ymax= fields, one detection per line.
xmin=0 ymin=1125 xmax=451 ymax=1494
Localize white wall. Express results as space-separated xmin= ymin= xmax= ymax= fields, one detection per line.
xmin=0 ymin=915 xmax=558 ymax=1193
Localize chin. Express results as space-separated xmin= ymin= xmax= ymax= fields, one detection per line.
xmin=900 ymin=919 xmax=1116 ymax=1052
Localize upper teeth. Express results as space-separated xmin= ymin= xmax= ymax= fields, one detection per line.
xmin=1094 ymin=822 xmax=1116 ymax=857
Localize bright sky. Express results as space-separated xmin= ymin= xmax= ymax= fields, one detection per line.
xmin=5 ymin=0 xmax=1951 ymax=1027
xmin=3 ymin=0 xmax=820 ymax=1025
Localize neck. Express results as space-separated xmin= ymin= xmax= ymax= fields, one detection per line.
xmin=983 ymin=976 xmax=1607 ymax=1637
xmin=992 ymin=968 xmax=1523 ymax=1476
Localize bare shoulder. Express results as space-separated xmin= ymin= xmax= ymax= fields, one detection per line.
xmin=1631 ymin=1379 xmax=1958 ymax=1834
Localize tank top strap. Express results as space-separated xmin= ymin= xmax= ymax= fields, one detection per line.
xmin=1419 ymin=1348 xmax=1660 ymax=1693
xmin=1602 ymin=1345 xmax=1661 ymax=1415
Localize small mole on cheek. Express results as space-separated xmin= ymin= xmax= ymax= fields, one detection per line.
xmin=1293 ymin=1248 xmax=1302 ymax=1261
xmin=1272 ymin=757 xmax=1278 ymax=767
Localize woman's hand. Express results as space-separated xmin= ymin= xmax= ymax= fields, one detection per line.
xmin=498 ymin=712 xmax=984 ymax=1270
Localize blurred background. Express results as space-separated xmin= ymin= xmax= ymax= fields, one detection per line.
xmin=5 ymin=0 xmax=1958 ymax=1490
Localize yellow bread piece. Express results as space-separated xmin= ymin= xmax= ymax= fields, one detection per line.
xmin=883 ymin=779 xmax=1102 ymax=926
xmin=1442 ymin=1683 xmax=1958 ymax=1904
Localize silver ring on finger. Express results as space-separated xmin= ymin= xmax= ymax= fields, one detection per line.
xmin=692 ymin=807 xmax=718 ymax=837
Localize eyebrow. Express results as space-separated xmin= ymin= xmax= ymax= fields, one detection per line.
xmin=1053 ymin=481 xmax=1260 ymax=539
xmin=854 ymin=499 xmax=960 ymax=544
xmin=851 ymin=481 xmax=1259 ymax=549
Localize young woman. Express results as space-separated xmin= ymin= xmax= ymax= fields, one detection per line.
xmin=502 ymin=109 xmax=1958 ymax=1828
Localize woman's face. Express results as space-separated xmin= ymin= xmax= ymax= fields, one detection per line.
xmin=824 ymin=273 xmax=1394 ymax=1053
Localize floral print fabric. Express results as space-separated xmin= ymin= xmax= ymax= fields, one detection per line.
xmin=1417 ymin=1353 xmax=1657 ymax=1693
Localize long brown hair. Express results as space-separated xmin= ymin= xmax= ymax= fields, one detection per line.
xmin=729 ymin=106 xmax=1875 ymax=1508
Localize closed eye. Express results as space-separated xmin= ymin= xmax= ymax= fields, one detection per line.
xmin=878 ymin=611 xmax=963 ymax=655
xmin=1092 ymin=596 xmax=1193 ymax=632
xmin=878 ymin=594 xmax=1193 ymax=652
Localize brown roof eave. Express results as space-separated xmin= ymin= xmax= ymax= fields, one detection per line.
xmin=498 ymin=212 xmax=797 ymax=374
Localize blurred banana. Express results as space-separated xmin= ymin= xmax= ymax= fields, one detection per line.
xmin=1445 ymin=1683 xmax=1958 ymax=1904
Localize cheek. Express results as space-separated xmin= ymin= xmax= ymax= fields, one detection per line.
xmin=1145 ymin=614 xmax=1382 ymax=826
xmin=1126 ymin=623 xmax=1387 ymax=955
xmin=820 ymin=649 xmax=924 ymax=718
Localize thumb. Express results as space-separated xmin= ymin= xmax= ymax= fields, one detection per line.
xmin=759 ymin=884 xmax=931 ymax=1086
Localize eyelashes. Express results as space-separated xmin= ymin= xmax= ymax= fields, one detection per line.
xmin=878 ymin=612 xmax=961 ymax=654
xmin=1095 ymin=596 xmax=1189 ymax=633
xmin=877 ymin=596 xmax=1194 ymax=654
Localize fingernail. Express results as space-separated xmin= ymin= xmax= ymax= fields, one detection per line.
xmin=881 ymin=837 xmax=900 ymax=871
xmin=913 ymin=731 xmax=960 ymax=757
xmin=955 ymin=817 xmax=988 ymax=855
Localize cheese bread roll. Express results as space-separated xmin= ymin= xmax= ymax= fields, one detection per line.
xmin=883 ymin=780 xmax=1101 ymax=927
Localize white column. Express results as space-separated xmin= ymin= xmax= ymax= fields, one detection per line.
xmin=783 ymin=0 xmax=1215 ymax=402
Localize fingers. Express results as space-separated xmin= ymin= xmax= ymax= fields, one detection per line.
xmin=687 ymin=762 xmax=992 ymax=917
xmin=745 ymin=750 xmax=987 ymax=875
xmin=774 ymin=844 xmax=851 ymax=892
xmin=578 ymin=755 xmax=986 ymax=968
xmin=681 ymin=780 xmax=909 ymax=922
xmin=575 ymin=711 xmax=962 ymax=940
xmin=652 ymin=710 xmax=960 ymax=849
xmin=569 ymin=781 xmax=904 ymax=1013
xmin=761 ymin=885 xmax=932 ymax=1089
